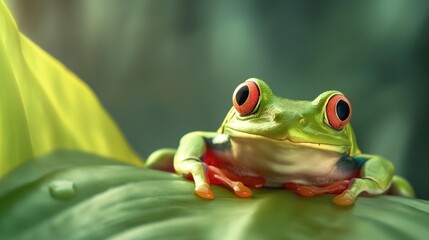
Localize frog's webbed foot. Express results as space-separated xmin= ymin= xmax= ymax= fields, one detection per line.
xmin=207 ymin=166 xmax=253 ymax=198
xmin=285 ymin=180 xmax=350 ymax=197
xmin=182 ymin=163 xmax=253 ymax=199
xmin=177 ymin=159 xmax=215 ymax=200
xmin=194 ymin=182 xmax=215 ymax=199
xmin=333 ymin=190 xmax=355 ymax=206
xmin=332 ymin=178 xmax=384 ymax=206
xmin=332 ymin=154 xmax=397 ymax=206
xmin=286 ymin=177 xmax=391 ymax=206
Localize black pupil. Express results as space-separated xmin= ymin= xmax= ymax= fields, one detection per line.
xmin=336 ymin=100 xmax=350 ymax=121
xmin=236 ymin=86 xmax=249 ymax=106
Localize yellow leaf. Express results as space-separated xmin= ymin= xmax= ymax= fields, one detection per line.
xmin=0 ymin=0 xmax=143 ymax=177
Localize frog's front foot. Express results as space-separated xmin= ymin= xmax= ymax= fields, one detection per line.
xmin=194 ymin=183 xmax=215 ymax=200
xmin=284 ymin=180 xmax=350 ymax=197
xmin=332 ymin=177 xmax=387 ymax=206
xmin=207 ymin=166 xmax=253 ymax=198
xmin=332 ymin=190 xmax=355 ymax=206
xmin=186 ymin=165 xmax=253 ymax=199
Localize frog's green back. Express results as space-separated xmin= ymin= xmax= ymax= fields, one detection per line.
xmin=0 ymin=0 xmax=143 ymax=177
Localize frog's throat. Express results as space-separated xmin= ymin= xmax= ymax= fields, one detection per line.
xmin=223 ymin=127 xmax=350 ymax=154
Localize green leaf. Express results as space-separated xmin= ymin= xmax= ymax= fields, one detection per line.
xmin=1 ymin=150 xmax=428 ymax=240
xmin=0 ymin=0 xmax=143 ymax=177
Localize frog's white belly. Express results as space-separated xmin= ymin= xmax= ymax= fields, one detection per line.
xmin=213 ymin=135 xmax=353 ymax=187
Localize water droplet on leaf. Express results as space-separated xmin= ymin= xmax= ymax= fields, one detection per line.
xmin=49 ymin=180 xmax=76 ymax=200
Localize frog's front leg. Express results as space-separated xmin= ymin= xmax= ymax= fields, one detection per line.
xmin=333 ymin=154 xmax=394 ymax=206
xmin=174 ymin=132 xmax=216 ymax=199
xmin=175 ymin=131 xmax=252 ymax=199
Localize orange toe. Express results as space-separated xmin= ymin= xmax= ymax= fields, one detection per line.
xmin=333 ymin=191 xmax=355 ymax=206
xmin=233 ymin=182 xmax=253 ymax=198
xmin=296 ymin=186 xmax=318 ymax=197
xmin=195 ymin=184 xmax=215 ymax=200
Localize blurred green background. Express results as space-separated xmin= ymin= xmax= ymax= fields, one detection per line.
xmin=5 ymin=0 xmax=429 ymax=198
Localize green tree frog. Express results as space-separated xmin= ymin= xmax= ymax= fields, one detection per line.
xmin=147 ymin=78 xmax=415 ymax=206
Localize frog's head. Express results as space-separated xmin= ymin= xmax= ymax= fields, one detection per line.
xmin=219 ymin=78 xmax=360 ymax=155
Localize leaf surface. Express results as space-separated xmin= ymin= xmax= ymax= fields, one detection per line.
xmin=1 ymin=151 xmax=428 ymax=240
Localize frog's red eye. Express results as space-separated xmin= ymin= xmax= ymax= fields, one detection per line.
xmin=232 ymin=80 xmax=260 ymax=116
xmin=326 ymin=94 xmax=352 ymax=130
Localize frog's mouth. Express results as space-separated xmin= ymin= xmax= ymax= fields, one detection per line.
xmin=223 ymin=127 xmax=350 ymax=154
